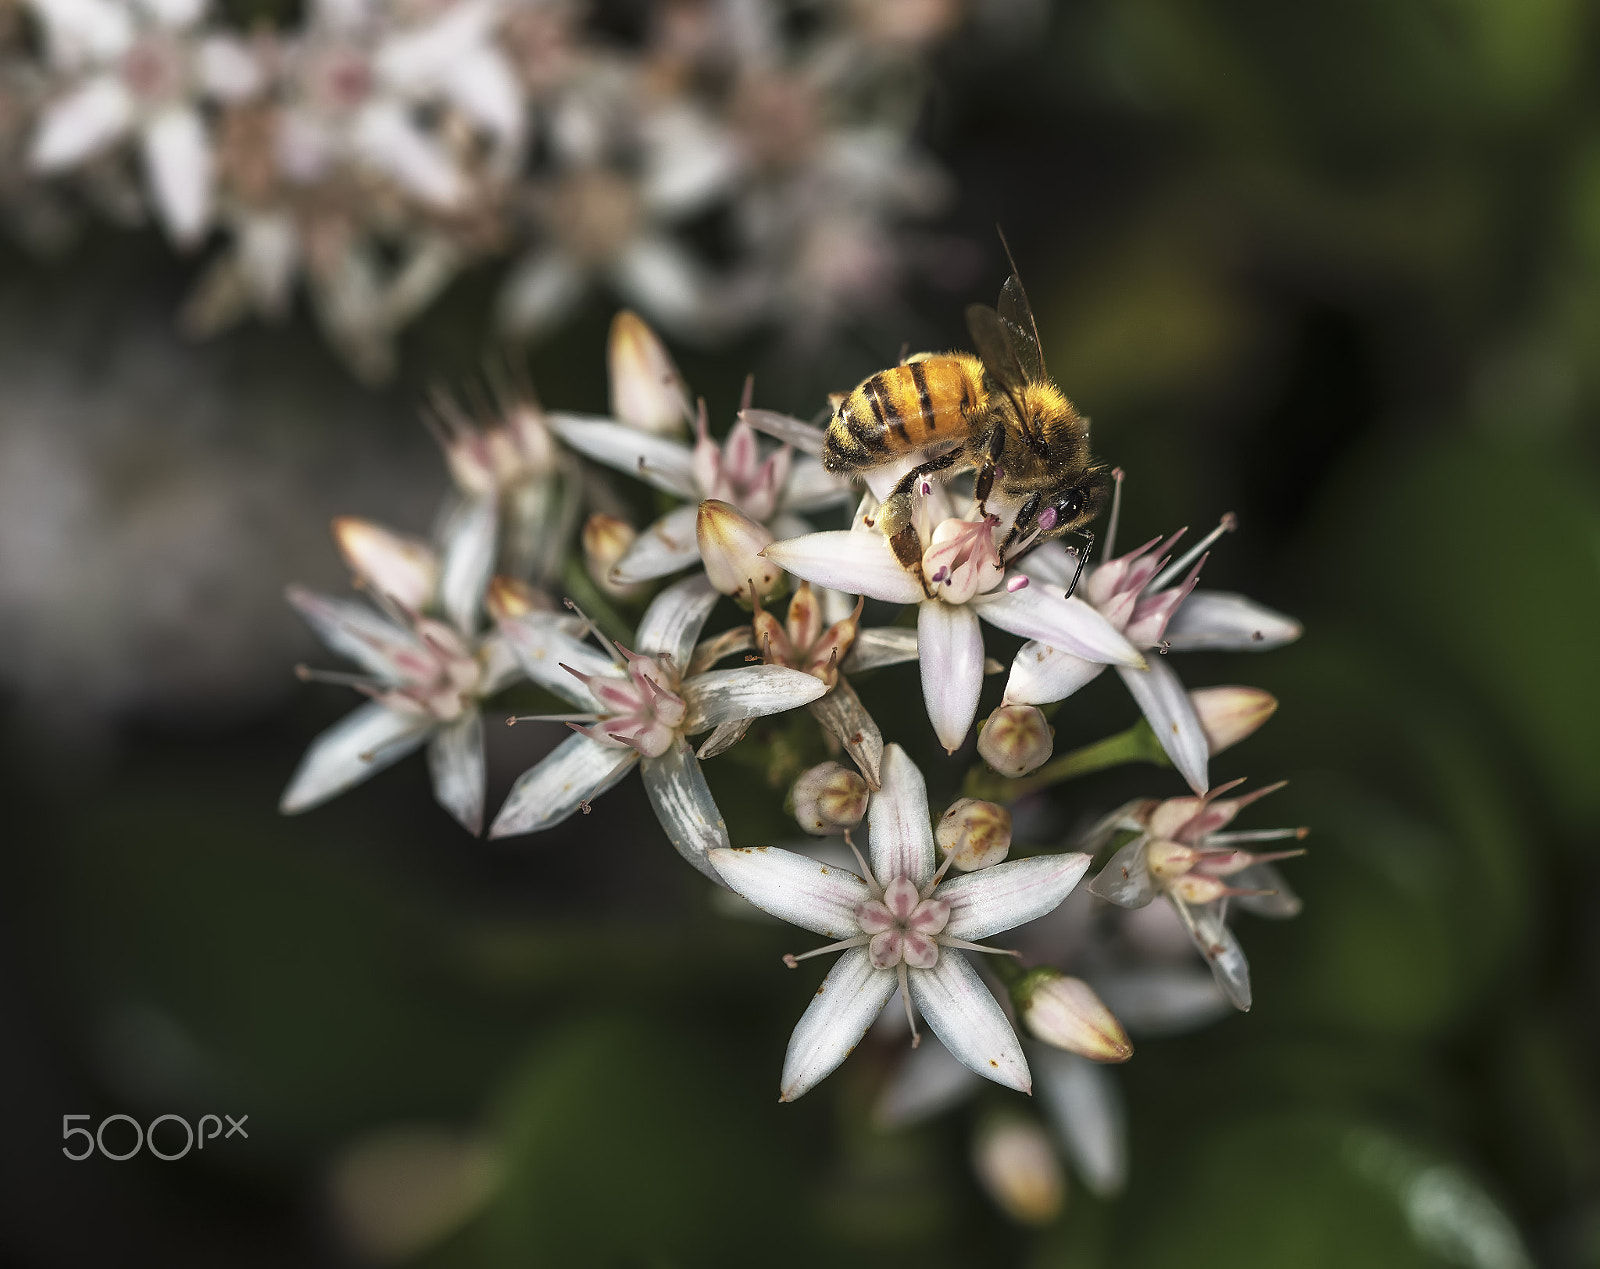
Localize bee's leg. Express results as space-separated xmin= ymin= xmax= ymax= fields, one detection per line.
xmin=879 ymin=449 xmax=963 ymax=598
xmin=1062 ymin=529 xmax=1095 ymax=601
xmin=972 ymin=425 xmax=1007 ymax=515
xmin=994 ymin=491 xmax=1042 ymax=566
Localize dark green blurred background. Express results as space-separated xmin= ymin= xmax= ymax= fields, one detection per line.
xmin=4 ymin=0 xmax=1599 ymax=1265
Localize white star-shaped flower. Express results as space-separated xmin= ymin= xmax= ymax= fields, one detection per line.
xmin=280 ymin=500 xmax=514 ymax=834
xmin=1003 ymin=477 xmax=1302 ymax=793
xmin=709 ymin=745 xmax=1090 ymax=1101
xmin=486 ymin=572 xmax=828 ymax=876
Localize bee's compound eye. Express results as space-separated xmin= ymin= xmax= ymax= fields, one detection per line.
xmin=1056 ymin=491 xmax=1083 ymax=520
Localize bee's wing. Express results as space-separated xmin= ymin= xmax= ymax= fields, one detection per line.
xmin=966 ymin=302 xmax=1030 ymax=396
xmin=996 ymin=274 xmax=1046 ymax=384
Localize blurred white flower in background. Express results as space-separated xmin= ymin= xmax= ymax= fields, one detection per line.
xmin=0 ymin=0 xmax=981 ymax=377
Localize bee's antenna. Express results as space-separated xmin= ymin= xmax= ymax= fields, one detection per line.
xmin=996 ymin=225 xmax=1022 ymax=281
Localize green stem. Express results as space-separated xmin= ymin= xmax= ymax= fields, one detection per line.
xmin=560 ymin=557 xmax=637 ymax=646
xmin=963 ymin=720 xmax=1169 ymax=803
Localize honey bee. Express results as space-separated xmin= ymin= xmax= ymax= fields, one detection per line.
xmin=821 ymin=249 xmax=1108 ymax=597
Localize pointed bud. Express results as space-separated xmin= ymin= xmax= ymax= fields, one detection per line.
xmin=791 ymin=762 xmax=869 ymax=834
xmin=1168 ymin=872 xmax=1232 ymax=904
xmin=977 ymin=704 xmax=1053 ymax=777
xmin=936 ymin=798 xmax=1012 ymax=870
xmin=608 ymin=310 xmax=690 ymax=435
xmin=582 ymin=513 xmax=645 ymax=599
xmin=697 ymin=499 xmax=782 ymax=602
xmin=485 ymin=575 xmax=552 ymax=622
xmin=1189 ymin=686 xmax=1278 ymax=754
xmin=972 ymin=1117 xmax=1065 ymax=1226
xmin=1016 ymin=970 xmax=1133 ymax=1063
xmin=333 ymin=517 xmax=438 ymax=611
xmin=1144 ymin=838 xmax=1198 ymax=881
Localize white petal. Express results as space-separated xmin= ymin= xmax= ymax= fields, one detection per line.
xmin=196 ymin=34 xmax=263 ymax=100
xmin=868 ymin=743 xmax=935 ymax=887
xmin=1090 ymin=968 xmax=1230 ymax=1037
xmin=639 ymin=735 xmax=728 ymax=879
xmin=443 ymin=47 xmax=523 ymax=145
xmin=427 ymin=708 xmax=485 ymax=834
xmin=917 ymin=600 xmax=983 ymax=754
xmin=908 ymin=953 xmax=1029 ymax=1093
xmin=1086 ymin=836 xmax=1155 ymax=908
xmin=762 ymin=531 xmax=924 ymax=605
xmin=488 ymin=732 xmax=637 ymax=838
xmin=280 ymin=701 xmax=432 ymax=814
xmin=938 ymin=853 xmax=1092 ymax=940
xmin=707 ymin=845 xmax=872 ymax=938
xmin=1033 ymin=1047 xmax=1127 ymax=1198
xmin=495 ymin=614 xmax=611 ymax=708
xmin=971 ymin=587 xmax=1144 ymax=668
xmin=30 ymin=77 xmax=133 ymax=171
xmin=779 ymin=457 xmax=854 ymax=513
xmin=140 ymin=106 xmax=212 ymax=244
xmin=1164 ymin=590 xmax=1303 ymax=652
xmin=1002 ymin=641 xmax=1107 ymax=705
xmin=437 ymin=496 xmax=496 ymax=635
xmin=32 ymin=0 xmax=133 ymax=65
xmin=1014 ymin=540 xmax=1083 ymax=590
xmin=1117 ymin=659 xmax=1208 ymax=794
xmin=610 ymin=503 xmax=700 ymax=583
xmin=353 ymin=100 xmax=463 ymax=210
xmin=497 ymin=248 xmax=586 ymax=339
xmin=1229 ymin=862 xmax=1303 ymax=919
xmin=780 ymin=947 xmax=897 ymax=1102
xmin=806 ymin=678 xmax=883 ymax=789
xmin=681 ymin=665 xmax=828 ymax=732
xmin=872 ymin=1033 xmax=980 ymax=1127
xmin=1171 ymin=899 xmax=1251 ymax=1011
xmin=286 ymin=586 xmax=428 ymax=682
xmin=696 ymin=717 xmax=750 ymax=759
xmin=137 ymin=0 xmax=204 ymax=29
xmin=374 ymin=0 xmax=492 ymax=85
xmin=612 ymin=235 xmax=711 ymax=335
xmin=739 ymin=408 xmax=826 ymax=457
xmin=545 ymin=412 xmax=699 ymax=499
xmin=841 ymin=627 xmax=920 ymax=672
xmin=638 ymin=104 xmax=736 ymax=215
xmin=634 ymin=571 xmax=718 ymax=668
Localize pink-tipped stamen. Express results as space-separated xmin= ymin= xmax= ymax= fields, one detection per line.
xmin=1150 ymin=513 xmax=1237 ymax=591
xmin=1103 ymin=468 xmax=1125 ymax=558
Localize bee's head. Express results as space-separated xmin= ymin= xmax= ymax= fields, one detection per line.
xmin=1039 ymin=466 xmax=1110 ymax=537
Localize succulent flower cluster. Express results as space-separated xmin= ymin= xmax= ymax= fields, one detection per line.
xmin=1 ymin=0 xmax=964 ymax=378
xmin=282 ymin=307 xmax=1305 ymax=1221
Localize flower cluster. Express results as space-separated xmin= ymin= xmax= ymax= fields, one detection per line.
xmin=280 ymin=304 xmax=1306 ymax=1225
xmin=3 ymin=0 xmax=966 ymax=378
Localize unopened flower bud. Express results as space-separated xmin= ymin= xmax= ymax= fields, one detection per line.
xmin=972 ymin=1117 xmax=1065 ymax=1226
xmin=1015 ymin=970 xmax=1133 ymax=1062
xmin=608 ymin=310 xmax=689 ymax=435
xmin=977 ymin=704 xmax=1053 ymax=777
xmin=485 ymin=575 xmax=551 ymax=621
xmin=1189 ymin=686 xmax=1278 ymax=754
xmin=1144 ymin=838 xmax=1197 ymax=881
xmin=582 ymin=513 xmax=644 ymax=599
xmin=697 ymin=499 xmax=782 ymax=602
xmin=333 ymin=517 xmax=438 ymax=611
xmin=1168 ymin=872 xmax=1230 ymax=904
xmin=936 ymin=798 xmax=1012 ymax=870
xmin=792 ymin=762 xmax=868 ymax=834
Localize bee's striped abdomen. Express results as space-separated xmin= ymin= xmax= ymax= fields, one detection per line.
xmin=821 ymin=353 xmax=985 ymax=472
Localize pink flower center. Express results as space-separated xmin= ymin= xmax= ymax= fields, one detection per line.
xmin=921 ymin=516 xmax=1004 ymax=605
xmin=569 ymin=648 xmax=686 ymax=758
xmin=856 ymin=876 xmax=950 ymax=969
xmin=383 ymin=617 xmax=483 ymax=722
xmin=122 ymin=37 xmax=184 ymax=104
xmin=693 ymin=419 xmax=790 ymax=522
